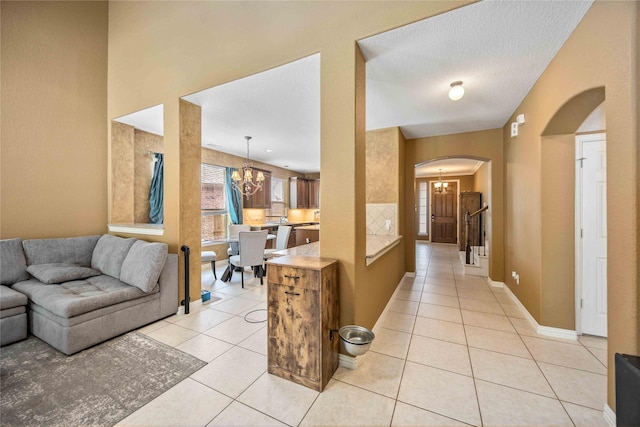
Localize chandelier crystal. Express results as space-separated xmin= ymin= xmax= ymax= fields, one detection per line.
xmin=434 ymin=169 xmax=449 ymax=193
xmin=231 ymin=136 xmax=265 ymax=198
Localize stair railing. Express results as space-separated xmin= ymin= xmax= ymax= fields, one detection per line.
xmin=465 ymin=205 xmax=489 ymax=264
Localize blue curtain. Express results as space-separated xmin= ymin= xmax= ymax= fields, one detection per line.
xmin=149 ymin=153 xmax=164 ymax=224
xmin=225 ymin=167 xmax=242 ymax=224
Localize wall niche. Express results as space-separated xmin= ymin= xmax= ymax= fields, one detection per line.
xmin=111 ymin=104 xmax=164 ymax=228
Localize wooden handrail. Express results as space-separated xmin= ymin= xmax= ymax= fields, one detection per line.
xmin=469 ymin=205 xmax=489 ymax=218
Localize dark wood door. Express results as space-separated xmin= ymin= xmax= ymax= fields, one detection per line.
xmin=431 ymin=182 xmax=457 ymax=244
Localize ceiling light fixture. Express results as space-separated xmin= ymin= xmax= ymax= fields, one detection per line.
xmin=434 ymin=169 xmax=449 ymax=193
xmin=231 ymin=136 xmax=265 ymax=198
xmin=448 ymin=81 xmax=464 ymax=101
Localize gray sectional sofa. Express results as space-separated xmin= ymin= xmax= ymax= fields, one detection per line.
xmin=0 ymin=234 xmax=178 ymax=354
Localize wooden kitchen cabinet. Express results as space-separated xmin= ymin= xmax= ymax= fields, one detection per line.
xmin=295 ymin=227 xmax=320 ymax=246
xmin=242 ymin=169 xmax=271 ymax=209
xmin=289 ymin=177 xmax=308 ymax=209
xmin=266 ymin=255 xmax=339 ymax=392
xmin=308 ymin=179 xmax=320 ymax=208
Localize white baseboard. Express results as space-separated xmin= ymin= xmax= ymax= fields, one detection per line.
xmin=500 ymin=282 xmax=577 ymax=341
xmin=537 ymin=325 xmax=578 ymax=340
xmin=340 ymin=271 xmax=411 ymax=370
xmin=405 ymin=272 xmax=416 ymax=277
xmin=486 ymin=278 xmax=505 ymax=289
xmin=603 ymin=404 xmax=616 ymax=427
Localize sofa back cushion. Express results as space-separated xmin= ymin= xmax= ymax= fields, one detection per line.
xmin=91 ymin=234 xmax=137 ymax=279
xmin=120 ymin=240 xmax=168 ymax=293
xmin=26 ymin=263 xmax=102 ymax=284
xmin=0 ymin=238 xmax=30 ymax=285
xmin=22 ymin=236 xmax=100 ymax=267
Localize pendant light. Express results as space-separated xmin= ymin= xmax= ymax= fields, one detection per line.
xmin=434 ymin=169 xmax=449 ymax=193
xmin=231 ymin=136 xmax=265 ymax=198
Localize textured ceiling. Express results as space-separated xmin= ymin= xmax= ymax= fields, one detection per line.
xmin=184 ymin=54 xmax=320 ymax=174
xmin=114 ymin=1 xmax=593 ymax=175
xmin=360 ymin=0 xmax=593 ymax=139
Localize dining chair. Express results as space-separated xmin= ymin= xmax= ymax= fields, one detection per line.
xmin=228 ymin=230 xmax=268 ymax=288
xmin=227 ymin=224 xmax=251 ymax=256
xmin=263 ymin=225 xmax=292 ymax=271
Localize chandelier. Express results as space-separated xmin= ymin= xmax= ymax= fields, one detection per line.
xmin=434 ymin=169 xmax=448 ymax=193
xmin=231 ymin=136 xmax=265 ymax=198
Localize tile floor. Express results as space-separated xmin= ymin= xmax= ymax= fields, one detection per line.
xmin=118 ymin=242 xmax=608 ymax=426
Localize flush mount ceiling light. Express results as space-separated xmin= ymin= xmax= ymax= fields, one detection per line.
xmin=448 ymin=81 xmax=464 ymax=101
xmin=231 ymin=136 xmax=265 ymax=198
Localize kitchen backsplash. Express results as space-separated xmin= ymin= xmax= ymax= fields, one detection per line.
xmin=367 ymin=203 xmax=397 ymax=235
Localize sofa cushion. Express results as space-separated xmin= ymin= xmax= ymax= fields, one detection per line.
xmin=0 ymin=285 xmax=28 ymax=310
xmin=11 ymin=275 xmax=153 ymax=318
xmin=0 ymin=238 xmax=30 ymax=285
xmin=91 ymin=234 xmax=137 ymax=278
xmin=120 ymin=241 xmax=168 ymax=293
xmin=22 ymin=235 xmax=100 ymax=267
xmin=26 ymin=263 xmax=101 ymax=284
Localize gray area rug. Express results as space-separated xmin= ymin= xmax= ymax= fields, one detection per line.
xmin=0 ymin=332 xmax=206 ymax=427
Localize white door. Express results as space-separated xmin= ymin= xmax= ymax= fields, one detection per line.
xmin=577 ymin=133 xmax=607 ymax=337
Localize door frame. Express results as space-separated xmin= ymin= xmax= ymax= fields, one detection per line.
xmin=429 ymin=179 xmax=460 ymax=243
xmin=574 ymin=132 xmax=606 ymax=335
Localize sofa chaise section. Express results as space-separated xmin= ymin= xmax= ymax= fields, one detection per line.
xmin=0 ymin=235 xmax=178 ymax=355
xmin=13 ymin=255 xmax=177 ymax=355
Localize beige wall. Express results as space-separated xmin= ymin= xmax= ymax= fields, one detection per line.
xmin=366 ymin=128 xmax=400 ymax=204
xmin=540 ymin=134 xmax=575 ymax=330
xmin=107 ymin=0 xmax=470 ymax=328
xmin=502 ymin=1 xmax=638 ymax=408
xmin=1 ymin=1 xmax=108 ymax=239
xmin=405 ymin=129 xmax=504 ymax=279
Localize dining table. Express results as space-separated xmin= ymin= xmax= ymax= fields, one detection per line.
xmin=219 ymin=233 xmax=276 ymax=282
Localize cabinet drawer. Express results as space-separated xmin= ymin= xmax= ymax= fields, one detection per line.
xmin=267 ymin=265 xmax=320 ymax=291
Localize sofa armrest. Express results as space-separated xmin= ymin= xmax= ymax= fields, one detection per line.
xmin=158 ymin=254 xmax=178 ymax=317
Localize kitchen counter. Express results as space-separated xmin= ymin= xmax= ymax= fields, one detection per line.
xmin=261 ymin=221 xmax=319 ymax=227
xmin=294 ymin=224 xmax=320 ymax=231
xmin=271 ymin=241 xmax=320 ymax=257
xmin=269 ymin=235 xmax=401 ymax=265
xmin=366 ymin=234 xmax=403 ymax=266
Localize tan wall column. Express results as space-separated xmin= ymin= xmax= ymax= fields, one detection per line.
xmin=179 ymin=100 xmax=203 ymax=302
xmin=111 ymin=122 xmax=135 ymax=223
xmin=320 ymin=43 xmax=367 ymax=327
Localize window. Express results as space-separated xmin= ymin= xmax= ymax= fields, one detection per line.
xmin=201 ymin=164 xmax=228 ymax=241
xmin=269 ymin=177 xmax=287 ymax=218
xmin=418 ymin=180 xmax=428 ymax=235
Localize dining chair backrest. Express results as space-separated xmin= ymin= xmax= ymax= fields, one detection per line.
xmin=238 ymin=230 xmax=268 ymax=267
xmin=228 ymin=224 xmax=251 ymax=238
xmin=274 ymin=226 xmax=292 ymax=251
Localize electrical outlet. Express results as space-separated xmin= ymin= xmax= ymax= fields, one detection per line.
xmin=511 ymin=271 xmax=520 ymax=285
xmin=385 ymin=219 xmax=392 ymax=230
xmin=511 ymin=122 xmax=519 ymax=137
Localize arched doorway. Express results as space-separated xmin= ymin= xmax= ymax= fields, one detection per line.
xmin=414 ymin=156 xmax=491 ymax=269
xmin=539 ymin=87 xmax=606 ymax=335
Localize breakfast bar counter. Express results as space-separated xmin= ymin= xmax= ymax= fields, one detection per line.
xmin=270 ymin=235 xmax=402 ymax=265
